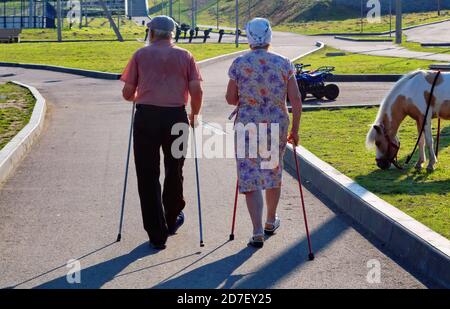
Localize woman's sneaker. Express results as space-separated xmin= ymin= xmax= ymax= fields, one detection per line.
xmin=248 ymin=235 xmax=265 ymax=248
xmin=264 ymin=217 xmax=281 ymax=236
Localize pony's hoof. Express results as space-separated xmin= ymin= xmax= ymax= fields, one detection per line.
xmin=426 ymin=165 xmax=436 ymax=173
xmin=415 ymin=163 xmax=424 ymax=171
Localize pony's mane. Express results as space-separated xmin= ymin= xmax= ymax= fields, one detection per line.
xmin=366 ymin=69 xmax=425 ymax=148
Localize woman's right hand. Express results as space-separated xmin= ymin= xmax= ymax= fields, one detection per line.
xmin=288 ymin=131 xmax=300 ymax=146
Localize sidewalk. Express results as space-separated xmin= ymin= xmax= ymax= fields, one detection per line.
xmin=0 ymin=32 xmax=429 ymax=288
xmin=317 ymin=35 xmax=450 ymax=62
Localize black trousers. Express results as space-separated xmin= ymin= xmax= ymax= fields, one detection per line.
xmin=133 ymin=104 xmax=189 ymax=245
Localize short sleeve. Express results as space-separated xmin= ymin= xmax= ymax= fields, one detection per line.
xmin=228 ymin=59 xmax=239 ymax=81
xmin=120 ymin=52 xmax=139 ymax=86
xmin=287 ymin=59 xmax=296 ymax=80
xmin=187 ymin=54 xmax=203 ymax=82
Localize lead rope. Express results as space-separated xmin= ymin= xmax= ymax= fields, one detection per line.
xmin=436 ymin=117 xmax=442 ymax=159
xmin=405 ymin=71 xmax=441 ymax=165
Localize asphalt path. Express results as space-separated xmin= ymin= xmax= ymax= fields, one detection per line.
xmin=405 ymin=20 xmax=450 ymax=44
xmin=0 ymin=32 xmax=429 ymax=288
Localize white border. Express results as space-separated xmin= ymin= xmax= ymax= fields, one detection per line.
xmin=0 ymin=81 xmax=46 ymax=185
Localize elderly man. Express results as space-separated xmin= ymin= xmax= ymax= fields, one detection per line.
xmin=121 ymin=16 xmax=203 ymax=250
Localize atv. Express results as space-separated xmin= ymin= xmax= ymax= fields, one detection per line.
xmin=295 ymin=64 xmax=340 ymax=101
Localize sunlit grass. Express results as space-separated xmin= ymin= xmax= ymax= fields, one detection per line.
xmin=0 ymin=83 xmax=35 ymax=150
xmin=294 ymin=108 xmax=449 ymax=239
xmin=0 ymin=41 xmax=247 ymax=73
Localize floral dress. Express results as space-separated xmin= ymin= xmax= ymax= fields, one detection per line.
xmin=228 ymin=49 xmax=295 ymax=193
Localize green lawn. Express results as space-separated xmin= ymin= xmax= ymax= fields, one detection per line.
xmin=0 ymin=83 xmax=36 ymax=150
xmin=0 ymin=42 xmax=247 ymax=73
xmin=296 ymin=108 xmax=449 ymax=239
xmin=276 ymin=10 xmax=450 ymax=35
xmin=298 ymin=46 xmax=438 ymax=74
xmin=21 ymin=17 xmax=146 ymax=41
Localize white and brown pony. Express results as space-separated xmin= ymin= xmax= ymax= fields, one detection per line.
xmin=367 ymin=70 xmax=450 ymax=172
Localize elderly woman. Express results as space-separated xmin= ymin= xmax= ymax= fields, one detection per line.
xmin=226 ymin=18 xmax=302 ymax=248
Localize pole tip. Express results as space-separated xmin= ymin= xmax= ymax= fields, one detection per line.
xmin=116 ymin=234 xmax=122 ymax=242
xmin=200 ymin=242 xmax=205 ymax=248
xmin=308 ymin=253 xmax=315 ymax=261
xmin=229 ymin=234 xmax=235 ymax=241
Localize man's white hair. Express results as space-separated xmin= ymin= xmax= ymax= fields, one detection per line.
xmin=152 ymin=29 xmax=173 ymax=39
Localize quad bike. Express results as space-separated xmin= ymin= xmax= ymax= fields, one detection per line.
xmin=295 ymin=64 xmax=340 ymax=101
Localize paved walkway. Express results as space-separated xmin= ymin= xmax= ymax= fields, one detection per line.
xmin=405 ymin=20 xmax=450 ymax=44
xmin=0 ymin=32 xmax=429 ymax=288
xmin=318 ymin=35 xmax=450 ymax=62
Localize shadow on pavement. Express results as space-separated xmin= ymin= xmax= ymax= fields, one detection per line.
xmin=8 ymin=242 xmax=117 ymax=289
xmin=32 ymin=243 xmax=196 ymax=289
xmin=154 ymin=217 xmax=347 ymax=289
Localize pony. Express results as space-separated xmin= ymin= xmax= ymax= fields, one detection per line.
xmin=366 ymin=70 xmax=450 ymax=172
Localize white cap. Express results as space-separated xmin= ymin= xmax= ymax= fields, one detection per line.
xmin=246 ymin=18 xmax=272 ymax=48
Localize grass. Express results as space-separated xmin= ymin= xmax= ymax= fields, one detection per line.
xmin=275 ymin=10 xmax=450 ymax=35
xmin=0 ymin=41 xmax=247 ymax=73
xmin=297 ymin=46 xmax=439 ymax=74
xmin=21 ymin=17 xmax=146 ymax=41
xmin=0 ymin=83 xmax=36 ymax=150
xmin=296 ymin=108 xmax=449 ymax=239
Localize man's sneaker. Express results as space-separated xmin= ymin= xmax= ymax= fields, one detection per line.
xmin=150 ymin=242 xmax=167 ymax=250
xmin=169 ymin=212 xmax=185 ymax=235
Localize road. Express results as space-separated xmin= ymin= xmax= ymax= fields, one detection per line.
xmin=318 ymin=35 xmax=450 ymax=62
xmin=0 ymin=32 xmax=429 ymax=288
xmin=405 ymin=20 xmax=450 ymax=44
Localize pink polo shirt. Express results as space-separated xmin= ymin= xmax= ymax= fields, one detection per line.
xmin=120 ymin=41 xmax=203 ymax=107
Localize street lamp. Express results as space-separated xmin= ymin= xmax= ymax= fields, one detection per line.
xmin=395 ymin=0 xmax=402 ymax=44
xmin=235 ymin=0 xmax=239 ymax=48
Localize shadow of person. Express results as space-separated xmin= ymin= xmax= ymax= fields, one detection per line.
xmin=34 ymin=243 xmax=159 ymax=289
xmin=153 ymin=245 xmax=257 ymax=289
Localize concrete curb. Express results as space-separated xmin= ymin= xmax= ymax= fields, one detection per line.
xmin=335 ymin=36 xmax=393 ymax=43
xmin=0 ymin=48 xmax=250 ymax=80
xmin=421 ymin=43 xmax=450 ymax=47
xmin=330 ymin=74 xmax=402 ymax=82
xmin=0 ymin=81 xmax=46 ymax=186
xmin=292 ymin=41 xmax=325 ymax=63
xmin=0 ymin=62 xmax=121 ymax=80
xmin=284 ymin=144 xmax=450 ymax=288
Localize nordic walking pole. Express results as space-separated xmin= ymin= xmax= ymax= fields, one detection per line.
xmin=292 ymin=142 xmax=315 ymax=261
xmin=116 ymin=102 xmax=136 ymax=243
xmin=192 ymin=126 xmax=205 ymax=247
xmin=229 ymin=180 xmax=239 ymax=241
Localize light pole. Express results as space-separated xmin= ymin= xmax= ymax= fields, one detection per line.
xmin=235 ymin=0 xmax=239 ymax=48
xmin=57 ymin=0 xmax=62 ymax=42
xmin=191 ymin=0 xmax=194 ymax=27
xmin=360 ymin=0 xmax=364 ymax=33
xmin=438 ymin=0 xmax=441 ymax=16
xmin=217 ymin=0 xmax=219 ymax=29
xmin=389 ymin=0 xmax=392 ymax=37
xmin=395 ymin=0 xmax=402 ymax=44
xmin=169 ymin=0 xmax=173 ymax=18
